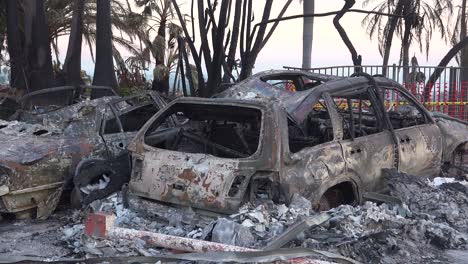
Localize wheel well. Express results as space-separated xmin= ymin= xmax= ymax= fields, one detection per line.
xmin=321 ymin=181 xmax=357 ymax=208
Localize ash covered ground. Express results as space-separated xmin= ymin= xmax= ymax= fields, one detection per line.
xmin=1 ymin=170 xmax=468 ymax=263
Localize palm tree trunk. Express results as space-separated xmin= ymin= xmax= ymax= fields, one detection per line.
xmin=6 ymin=0 xmax=26 ymax=92
xmin=154 ymin=17 xmax=169 ymax=94
xmin=92 ymin=0 xmax=118 ymax=92
xmin=382 ymin=0 xmax=404 ymax=76
xmin=63 ymin=0 xmax=85 ymax=86
xmin=460 ymin=0 xmax=468 ymax=103
xmin=302 ymin=0 xmax=314 ymax=69
xmin=23 ymin=0 xmax=54 ymax=92
xmin=402 ymin=13 xmax=412 ymax=85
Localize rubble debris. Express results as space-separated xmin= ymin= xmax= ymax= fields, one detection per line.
xmin=29 ymin=169 xmax=460 ymax=263
xmin=264 ymin=213 xmax=331 ymax=250
xmin=209 ymin=218 xmax=255 ymax=247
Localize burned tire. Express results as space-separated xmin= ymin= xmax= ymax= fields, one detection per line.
xmin=72 ymin=154 xmax=131 ymax=207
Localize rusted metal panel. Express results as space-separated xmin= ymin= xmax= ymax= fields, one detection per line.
xmin=130 ymin=150 xmax=242 ymax=212
xmin=282 ymin=141 xmax=347 ymax=205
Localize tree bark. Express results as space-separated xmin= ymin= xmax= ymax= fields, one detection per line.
xmin=6 ymin=0 xmax=26 ymax=92
xmin=302 ymin=0 xmax=314 ymax=69
xmin=23 ymin=0 xmax=55 ymax=92
xmin=63 ymin=0 xmax=85 ymax=86
xmin=92 ymin=0 xmax=118 ymax=92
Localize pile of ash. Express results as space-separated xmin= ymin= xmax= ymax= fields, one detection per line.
xmin=60 ymin=170 xmax=468 ymax=263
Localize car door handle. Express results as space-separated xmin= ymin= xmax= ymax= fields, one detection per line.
xmin=350 ymin=148 xmax=362 ymax=155
xmin=400 ymin=137 xmax=411 ymax=144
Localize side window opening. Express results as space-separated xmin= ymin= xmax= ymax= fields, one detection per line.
xmin=104 ymin=103 xmax=161 ymax=134
xmin=332 ymin=91 xmax=382 ymax=140
xmin=288 ymin=97 xmax=334 ymax=153
xmin=384 ymin=88 xmax=428 ymax=129
xmin=144 ymin=104 xmax=262 ymax=159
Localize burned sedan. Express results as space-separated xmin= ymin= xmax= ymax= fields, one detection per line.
xmin=127 ymin=75 xmax=467 ymax=214
xmin=0 ymin=90 xmax=170 ymax=219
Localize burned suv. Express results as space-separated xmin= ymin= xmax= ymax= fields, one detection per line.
xmin=0 ymin=88 xmax=170 ymax=219
xmin=127 ymin=75 xmax=467 ymax=213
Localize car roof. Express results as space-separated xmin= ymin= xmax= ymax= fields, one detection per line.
xmin=214 ymin=70 xmax=340 ymax=102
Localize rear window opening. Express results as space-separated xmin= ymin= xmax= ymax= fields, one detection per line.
xmin=104 ymin=103 xmax=162 ymax=134
xmin=144 ymin=103 xmax=262 ymax=159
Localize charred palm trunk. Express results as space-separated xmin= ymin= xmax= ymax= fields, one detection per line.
xmin=92 ymin=0 xmax=118 ymax=94
xmin=206 ymin=0 xmax=230 ymax=95
xmin=23 ymin=0 xmax=54 ymax=92
xmin=6 ymin=0 xmax=26 ymax=92
xmin=223 ymin=0 xmax=242 ymax=83
xmin=333 ymin=0 xmax=362 ymax=72
xmin=63 ymin=0 xmax=85 ymax=86
xmin=239 ymin=0 xmax=274 ymax=80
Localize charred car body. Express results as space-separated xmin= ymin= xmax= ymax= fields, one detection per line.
xmin=127 ymin=73 xmax=467 ymax=213
xmin=0 ymin=87 xmax=170 ymax=218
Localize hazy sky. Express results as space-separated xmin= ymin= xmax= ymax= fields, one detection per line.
xmin=59 ymin=0 xmax=458 ymax=76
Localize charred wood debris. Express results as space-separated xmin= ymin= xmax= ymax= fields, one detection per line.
xmin=0 ymin=72 xmax=467 ymax=263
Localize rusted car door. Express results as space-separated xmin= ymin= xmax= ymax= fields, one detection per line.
xmin=383 ymin=87 xmax=443 ymax=176
xmin=281 ymin=93 xmax=347 ymax=204
xmin=333 ymin=88 xmax=397 ymax=192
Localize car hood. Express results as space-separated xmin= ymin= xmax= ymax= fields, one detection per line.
xmin=0 ymin=120 xmax=62 ymax=165
xmin=0 ymin=134 xmax=61 ymax=165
